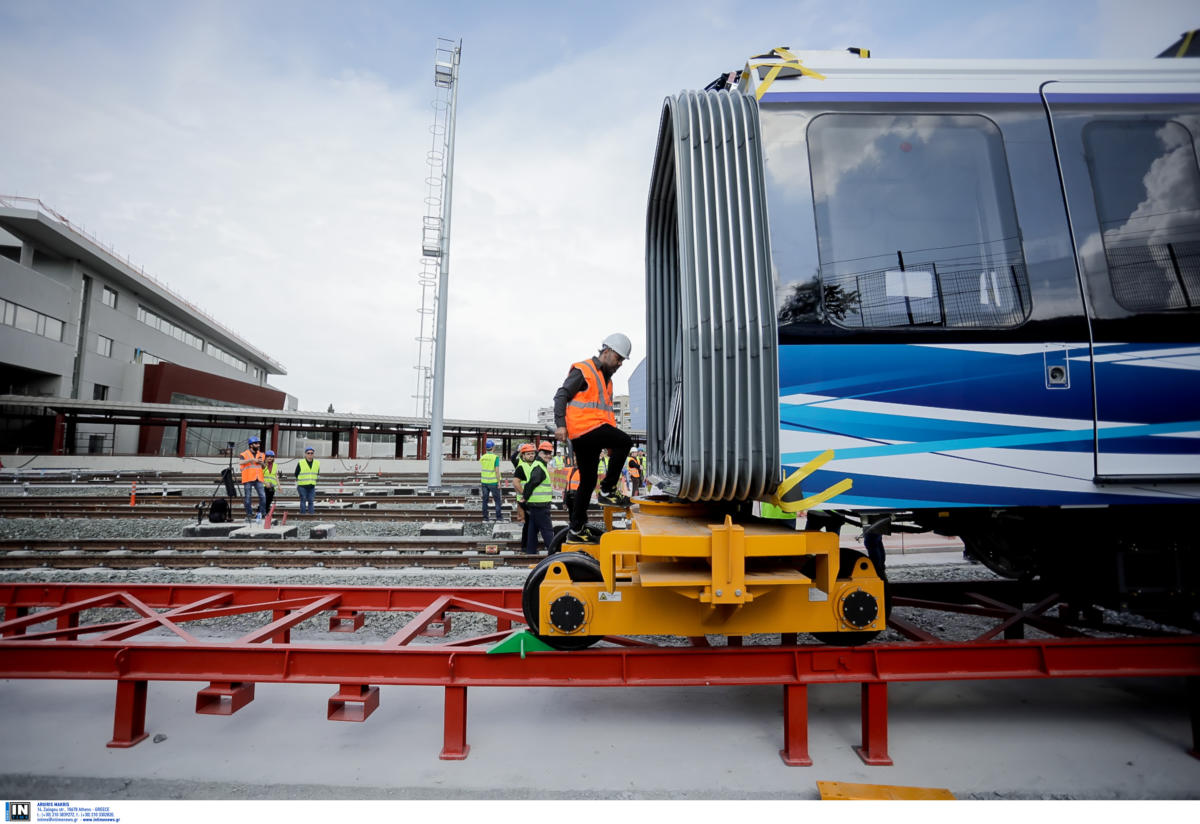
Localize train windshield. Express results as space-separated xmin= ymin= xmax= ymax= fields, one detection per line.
xmin=807 ymin=113 xmax=1031 ymax=329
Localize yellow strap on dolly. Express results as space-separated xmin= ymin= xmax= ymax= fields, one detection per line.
xmin=769 ymin=449 xmax=853 ymax=513
xmin=744 ymin=46 xmax=826 ymax=100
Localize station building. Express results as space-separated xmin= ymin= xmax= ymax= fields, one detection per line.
xmin=0 ymin=197 xmax=290 ymax=455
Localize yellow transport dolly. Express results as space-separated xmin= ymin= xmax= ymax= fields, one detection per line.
xmin=521 ymin=497 xmax=887 ymax=650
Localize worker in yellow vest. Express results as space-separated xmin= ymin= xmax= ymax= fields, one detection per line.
xmin=519 ymin=441 xmax=556 ymax=553
xmin=294 ymin=446 xmax=320 ymax=514
xmin=479 ymin=439 xmax=502 ymax=522
xmin=262 ymin=450 xmax=280 ymax=518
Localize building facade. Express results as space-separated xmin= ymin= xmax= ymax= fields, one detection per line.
xmin=0 ymin=198 xmax=288 ymax=454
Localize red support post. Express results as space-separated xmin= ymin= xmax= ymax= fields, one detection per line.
xmin=107 ymin=680 xmax=149 ymax=748
xmin=779 ymin=684 xmax=812 ymax=766
xmin=855 ymin=682 xmax=893 ymax=765
xmin=349 ymin=426 xmax=358 ymax=460
xmin=52 ymin=413 xmax=65 ymax=455
xmin=1188 ymin=677 xmax=1199 ymax=760
xmin=177 ymin=419 xmax=188 ymax=457
xmin=272 ymin=609 xmax=291 ymax=644
xmin=196 ymin=682 xmax=256 ymax=715
xmin=270 ymin=422 xmax=280 ymax=454
xmin=441 ymin=685 xmax=469 ymax=760
xmin=328 ymin=684 xmax=379 ymax=722
xmin=56 ymin=612 xmax=79 ymax=640
xmin=2 ymin=606 xmax=28 ymax=637
xmin=417 ymin=431 xmax=428 ymax=461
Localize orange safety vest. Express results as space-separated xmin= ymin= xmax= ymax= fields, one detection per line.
xmin=627 ymin=457 xmax=642 ymax=479
xmin=565 ymin=465 xmax=581 ymax=491
xmin=239 ymin=449 xmax=265 ymax=483
xmin=564 ymin=358 xmax=615 ymax=439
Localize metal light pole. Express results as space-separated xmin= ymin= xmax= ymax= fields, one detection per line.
xmin=427 ymin=39 xmax=461 ymax=489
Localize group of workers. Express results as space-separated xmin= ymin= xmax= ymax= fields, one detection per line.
xmin=237 ymin=437 xmax=322 ymax=521
xmin=486 ymin=331 xmax=886 ymax=572
xmin=478 ymin=332 xmax=641 ymax=554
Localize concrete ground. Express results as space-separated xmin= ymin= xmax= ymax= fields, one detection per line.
xmin=0 ymin=666 xmax=1196 ymax=801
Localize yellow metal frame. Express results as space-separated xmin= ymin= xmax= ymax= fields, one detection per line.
xmin=537 ymin=500 xmax=885 ymax=639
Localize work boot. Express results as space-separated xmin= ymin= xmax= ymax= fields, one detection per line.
xmin=596 ymin=487 xmax=631 ymax=507
xmin=566 ymin=527 xmax=600 ymax=544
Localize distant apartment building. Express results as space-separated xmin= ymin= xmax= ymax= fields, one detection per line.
xmin=537 ymin=396 xmax=631 ymax=432
xmin=0 ymin=197 xmax=289 ymax=454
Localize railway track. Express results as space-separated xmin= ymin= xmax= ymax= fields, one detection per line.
xmin=0 ymin=503 xmax=533 ymax=521
xmin=0 ymin=537 xmax=534 ymax=569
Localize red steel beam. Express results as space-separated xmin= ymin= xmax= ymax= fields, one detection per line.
xmin=1 ymin=636 xmax=1197 ymax=686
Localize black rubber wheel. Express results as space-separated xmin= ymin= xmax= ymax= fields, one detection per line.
xmin=810 ymin=548 xmax=889 ymax=647
xmin=521 ymin=551 xmax=604 ymax=650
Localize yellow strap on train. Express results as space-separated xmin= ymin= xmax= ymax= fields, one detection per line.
xmin=769 ymin=449 xmax=853 ymax=513
xmin=1176 ymin=29 xmax=1196 ymax=58
xmin=745 ymin=46 xmax=826 ymax=100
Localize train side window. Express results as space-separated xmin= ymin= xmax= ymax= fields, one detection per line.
xmin=808 ymin=113 xmax=1031 ymax=329
xmin=1082 ymin=120 xmax=1200 ymax=312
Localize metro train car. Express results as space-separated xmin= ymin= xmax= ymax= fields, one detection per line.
xmin=642 ymin=48 xmax=1200 ymax=621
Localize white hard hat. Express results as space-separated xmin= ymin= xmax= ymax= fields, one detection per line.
xmin=601 ymin=332 xmax=632 ymax=359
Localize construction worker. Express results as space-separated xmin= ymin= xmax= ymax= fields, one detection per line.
xmin=518 ymin=441 xmax=556 ymax=553
xmin=262 ymin=450 xmax=280 ymax=518
xmin=294 ymin=446 xmax=320 ymax=514
xmin=625 ymin=447 xmax=643 ymax=497
xmin=239 ymin=436 xmax=266 ymax=521
xmin=549 ymin=449 xmax=566 ymax=498
xmin=511 ymin=443 xmax=535 ymax=546
xmin=561 ymin=454 xmax=581 ymax=512
xmin=553 ymin=333 xmax=634 ymax=543
xmin=479 ymin=439 xmax=503 ymax=522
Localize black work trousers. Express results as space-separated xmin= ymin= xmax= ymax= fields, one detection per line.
xmin=524 ymin=504 xmax=554 ymax=553
xmin=569 ymin=423 xmax=632 ymax=531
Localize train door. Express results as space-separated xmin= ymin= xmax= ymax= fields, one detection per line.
xmin=1041 ymin=81 xmax=1200 ymax=481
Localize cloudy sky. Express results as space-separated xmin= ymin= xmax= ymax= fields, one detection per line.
xmin=1 ymin=0 xmax=1195 ymax=422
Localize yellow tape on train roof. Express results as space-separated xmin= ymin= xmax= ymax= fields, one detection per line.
xmin=769 ymin=448 xmax=853 ymax=513
xmin=1176 ymin=30 xmax=1196 ymax=58
xmin=745 ymin=46 xmax=826 ymax=100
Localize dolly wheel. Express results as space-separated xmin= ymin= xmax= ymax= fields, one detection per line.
xmin=521 ymin=551 xmax=604 ymax=650
xmin=810 ymin=548 xmax=889 ymax=647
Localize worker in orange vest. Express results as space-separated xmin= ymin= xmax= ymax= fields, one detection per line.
xmin=553 ymin=333 xmax=634 ymax=543
xmin=239 ymin=436 xmax=267 ymax=522
xmin=625 ymin=447 xmax=644 ymax=497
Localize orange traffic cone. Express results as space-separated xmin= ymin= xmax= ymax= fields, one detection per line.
xmin=129 ymin=481 xmax=137 ymax=507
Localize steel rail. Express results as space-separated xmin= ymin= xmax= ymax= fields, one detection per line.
xmin=0 ymin=552 xmax=538 ymax=570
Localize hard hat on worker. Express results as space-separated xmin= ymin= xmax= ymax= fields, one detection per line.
xmin=265 ymin=450 xmax=275 ymax=457
xmin=519 ymin=443 xmax=535 ymax=454
xmin=485 ymin=439 xmax=495 ymax=448
xmin=601 ymin=332 xmax=632 ymax=359
xmin=248 ymin=436 xmax=260 ymax=445
xmin=537 ymin=441 xmax=553 ymax=453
